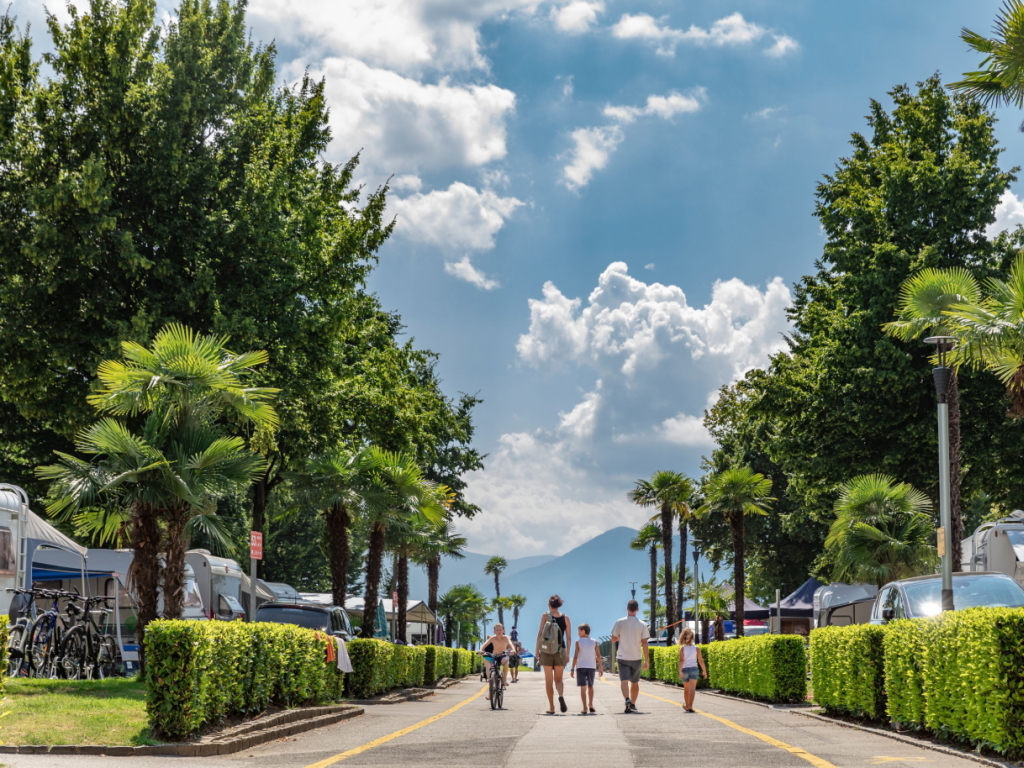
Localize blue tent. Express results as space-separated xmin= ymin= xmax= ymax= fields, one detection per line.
xmin=769 ymin=577 xmax=822 ymax=618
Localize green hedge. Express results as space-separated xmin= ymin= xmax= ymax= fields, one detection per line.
xmin=652 ymin=646 xmax=679 ymax=682
xmin=0 ymin=623 xmax=6 ymax=697
xmin=809 ymin=625 xmax=886 ymax=719
xmin=883 ymin=619 xmax=926 ymax=728
xmin=424 ymin=646 xmax=455 ymax=684
xmin=145 ymin=620 xmax=344 ymax=738
xmin=453 ymin=648 xmax=477 ymax=677
xmin=702 ymin=635 xmax=806 ymax=703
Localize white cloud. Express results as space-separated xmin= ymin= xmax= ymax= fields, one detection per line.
xmin=391 ymin=181 xmax=524 ymax=250
xmin=658 ymin=413 xmax=714 ymax=446
xmin=604 ymin=89 xmax=705 ymax=124
xmin=561 ymin=125 xmax=625 ymax=191
xmin=644 ymin=263 xmax=655 ymax=270
xmin=559 ymin=75 xmax=575 ymax=100
xmin=559 ymin=388 xmax=602 ymax=438
xmin=987 ymin=190 xmax=1024 ymax=237
xmin=444 ymin=257 xmax=501 ymax=290
xmin=749 ymin=106 xmax=785 ymax=120
xmin=391 ymin=175 xmax=423 ymax=193
xmin=311 ymin=57 xmax=516 ymax=173
xmin=611 ymin=11 xmax=796 ymax=58
xmin=551 ymin=1 xmax=604 ymax=34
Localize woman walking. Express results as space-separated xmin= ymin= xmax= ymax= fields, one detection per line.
xmin=676 ymin=628 xmax=707 ymax=713
xmin=535 ymin=595 xmax=571 ymax=714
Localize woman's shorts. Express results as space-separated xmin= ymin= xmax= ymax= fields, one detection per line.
xmin=576 ymin=668 xmax=595 ymax=687
xmin=538 ymin=648 xmax=568 ymax=667
xmin=680 ymin=666 xmax=700 ymax=682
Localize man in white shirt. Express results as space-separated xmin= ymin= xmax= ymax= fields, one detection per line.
xmin=610 ymin=599 xmax=650 ymax=714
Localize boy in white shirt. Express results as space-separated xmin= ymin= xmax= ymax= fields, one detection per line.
xmin=570 ymin=623 xmax=603 ymax=714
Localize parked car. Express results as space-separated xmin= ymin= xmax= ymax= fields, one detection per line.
xmin=870 ymin=572 xmax=1024 ymax=624
xmin=253 ymin=601 xmax=354 ymax=639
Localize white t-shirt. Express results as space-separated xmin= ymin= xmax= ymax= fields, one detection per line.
xmin=575 ymin=636 xmax=599 ymax=669
xmin=611 ymin=615 xmax=650 ymax=661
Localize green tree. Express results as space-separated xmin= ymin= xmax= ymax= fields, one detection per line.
xmin=412 ymin=520 xmax=467 ymax=639
xmin=825 ymin=474 xmax=937 ymax=587
xmin=950 ymin=1 xmax=1024 ymax=120
xmin=484 ymin=556 xmax=508 ymax=625
xmin=507 ymin=594 xmax=527 ymax=632
xmin=628 ymin=471 xmax=692 ymax=643
xmin=694 ymin=578 xmax=733 ymax=644
xmin=630 ymin=523 xmax=661 ymax=636
xmin=437 ymin=584 xmax=488 ymax=649
xmin=697 ymin=467 xmax=773 ymax=637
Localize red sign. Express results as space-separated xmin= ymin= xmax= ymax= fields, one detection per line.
xmin=250 ymin=531 xmax=263 ymax=561
xmin=392 ymin=591 xmax=398 ymax=605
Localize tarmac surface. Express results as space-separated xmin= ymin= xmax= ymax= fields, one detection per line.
xmin=7 ymin=671 xmax=982 ymax=768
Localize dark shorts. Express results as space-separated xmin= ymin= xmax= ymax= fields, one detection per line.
xmin=618 ymin=658 xmax=642 ymax=683
xmin=576 ymin=668 xmax=595 ymax=687
xmin=680 ymin=666 xmax=700 ymax=682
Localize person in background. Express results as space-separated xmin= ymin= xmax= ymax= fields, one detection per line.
xmin=536 ymin=594 xmax=571 ymax=714
xmin=611 ymin=599 xmax=649 ymax=714
xmin=510 ymin=640 xmax=523 ymax=683
xmin=676 ymin=627 xmax=707 ymax=713
xmin=570 ymin=623 xmax=603 ymax=714
xmin=510 ymin=625 xmax=519 ymax=643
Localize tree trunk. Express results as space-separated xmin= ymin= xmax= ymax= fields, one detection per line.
xmin=360 ymin=522 xmax=386 ymax=638
xmin=493 ymin=574 xmax=503 ymax=625
xmin=129 ymin=502 xmax=161 ymax=670
xmin=700 ymin=619 xmax=709 ymax=645
xmin=162 ymin=504 xmax=191 ymax=619
xmin=326 ymin=503 xmax=350 ymax=607
xmin=660 ymin=504 xmax=675 ymax=643
xmin=648 ymin=543 xmax=658 ymax=637
xmin=397 ymin=554 xmax=409 ymax=642
xmin=949 ymin=372 xmax=963 ymax=571
xmin=677 ymin=519 xmax=688 ymax=631
xmin=444 ymin=614 xmax=453 ymax=647
xmin=731 ymin=513 xmax=745 ymax=637
xmin=427 ymin=557 xmax=440 ymax=644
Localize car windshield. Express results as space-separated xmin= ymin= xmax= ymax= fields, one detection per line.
xmin=255 ymin=606 xmax=329 ymax=630
xmin=1003 ymin=529 xmax=1024 ymax=561
xmin=904 ymin=575 xmax=1024 ymax=617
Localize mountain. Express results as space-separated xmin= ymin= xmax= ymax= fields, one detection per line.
xmin=406 ymin=551 xmax=556 ymax=602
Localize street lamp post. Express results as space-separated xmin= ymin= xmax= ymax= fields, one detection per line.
xmin=628 ymin=581 xmax=637 ymax=600
xmin=692 ymin=539 xmax=703 ymax=642
xmin=925 ymin=335 xmax=955 ymax=613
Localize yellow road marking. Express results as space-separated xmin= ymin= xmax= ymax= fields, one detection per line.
xmin=601 ymin=679 xmax=837 ymax=768
xmin=302 ymin=684 xmax=488 ymax=768
xmin=868 ymin=759 xmax=931 ymax=765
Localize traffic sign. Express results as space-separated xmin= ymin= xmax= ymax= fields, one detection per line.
xmin=250 ymin=531 xmax=263 ymax=560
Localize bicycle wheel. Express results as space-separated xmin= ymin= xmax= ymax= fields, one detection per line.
xmin=27 ymin=615 xmax=58 ymax=678
xmin=59 ymin=627 xmax=88 ymax=680
xmin=6 ymin=624 xmax=26 ymax=677
xmin=489 ymin=673 xmax=499 ymax=710
xmin=96 ymin=634 xmax=121 ymax=679
xmin=496 ymin=680 xmax=504 ymax=710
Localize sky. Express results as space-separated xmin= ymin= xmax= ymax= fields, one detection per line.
xmin=13 ymin=0 xmax=1024 ymax=558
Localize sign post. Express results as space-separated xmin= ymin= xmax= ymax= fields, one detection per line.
xmin=248 ymin=531 xmax=263 ymax=621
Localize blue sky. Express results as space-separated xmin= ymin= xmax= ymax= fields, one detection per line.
xmin=14 ymin=0 xmax=1024 ymax=557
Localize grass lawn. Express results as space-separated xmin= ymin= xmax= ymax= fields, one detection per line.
xmin=0 ymin=677 xmax=161 ymax=746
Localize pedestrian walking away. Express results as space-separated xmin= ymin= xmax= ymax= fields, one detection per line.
xmin=611 ymin=599 xmax=649 ymax=714
xmin=536 ymin=594 xmax=571 ymax=714
xmin=677 ymin=627 xmax=707 ymax=713
xmin=570 ymin=623 xmax=603 ymax=714
xmin=510 ymin=641 xmax=523 ymax=683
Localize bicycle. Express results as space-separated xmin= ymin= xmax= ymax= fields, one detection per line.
xmin=485 ymin=651 xmax=509 ymax=710
xmin=5 ymin=588 xmax=38 ymax=677
xmin=58 ymin=594 xmax=118 ymax=680
xmin=21 ymin=588 xmax=67 ymax=678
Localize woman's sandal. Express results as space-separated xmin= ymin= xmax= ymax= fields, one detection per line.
xmin=558 ymin=696 xmax=567 ymax=713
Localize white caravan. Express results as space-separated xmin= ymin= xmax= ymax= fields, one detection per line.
xmin=961 ymin=511 xmax=1024 ymax=586
xmin=813 ymin=582 xmax=879 ymax=628
xmin=185 ymin=549 xmax=276 ymax=620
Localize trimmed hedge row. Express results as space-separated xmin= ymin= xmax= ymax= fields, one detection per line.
xmin=809 ymin=625 xmax=886 ymax=719
xmin=811 ymin=609 xmax=1024 ymax=755
xmin=702 ymin=635 xmax=807 ymax=703
xmin=145 ymin=620 xmax=344 ymax=738
xmin=424 ymin=646 xmax=454 ymax=684
xmin=342 ymin=641 xmax=478 ymax=698
xmin=454 ymin=648 xmax=479 ymax=677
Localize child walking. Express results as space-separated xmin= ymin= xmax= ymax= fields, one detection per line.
xmin=677 ymin=628 xmax=707 ymax=713
xmin=570 ymin=623 xmax=603 ymax=714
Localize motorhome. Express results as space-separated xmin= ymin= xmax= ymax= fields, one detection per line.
xmin=961 ymin=512 xmax=1024 ymax=587
xmin=185 ymin=549 xmax=276 ymax=619
xmin=813 ymin=582 xmax=879 ymax=628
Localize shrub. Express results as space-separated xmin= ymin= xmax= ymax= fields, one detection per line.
xmin=652 ymin=646 xmax=680 ymax=683
xmin=0 ymin=623 xmax=6 ymax=697
xmin=883 ymin=619 xmax=926 ymax=728
xmin=809 ymin=625 xmax=886 ymax=719
xmin=344 ymin=639 xmax=396 ymax=699
xmin=703 ymin=635 xmax=806 ymax=703
xmin=453 ymin=648 xmax=477 ymax=677
xmin=423 ymin=646 xmax=449 ymax=684
xmin=145 ymin=620 xmax=344 ymax=738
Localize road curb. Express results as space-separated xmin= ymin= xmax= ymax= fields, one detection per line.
xmin=789 ymin=709 xmax=1018 ymax=768
xmin=0 ymin=704 xmax=363 ymax=757
xmin=348 ymin=688 xmax=437 ymax=705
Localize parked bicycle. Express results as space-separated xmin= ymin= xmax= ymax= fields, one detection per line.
xmin=22 ymin=588 xmax=66 ymax=678
xmin=59 ymin=594 xmax=118 ymax=680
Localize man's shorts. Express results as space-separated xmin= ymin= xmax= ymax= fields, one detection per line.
xmin=618 ymin=658 xmax=642 ymax=683
xmin=576 ymin=668 xmax=596 ymax=687
xmin=680 ymin=666 xmax=700 ymax=682
xmin=538 ymin=648 xmax=568 ymax=667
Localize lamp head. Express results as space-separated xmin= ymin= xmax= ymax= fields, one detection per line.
xmin=924 ymin=335 xmax=955 ymax=368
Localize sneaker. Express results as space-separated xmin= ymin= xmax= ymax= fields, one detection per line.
xmin=624 ymin=699 xmax=632 ymax=714
xmin=629 ymin=701 xmax=639 ymax=713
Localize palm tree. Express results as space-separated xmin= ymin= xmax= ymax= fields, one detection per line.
xmin=949 ymin=1 xmax=1024 ymax=122
xmin=885 ymin=267 xmax=981 ymax=569
xmin=413 ymin=521 xmax=467 ymax=642
xmin=629 ymin=471 xmax=692 ymax=643
xmin=484 ymin=556 xmax=508 ymax=625
xmin=359 ymin=452 xmax=449 ymax=639
xmin=672 ymin=486 xmax=696 ymax=637
xmin=507 ymin=594 xmax=527 ymax=631
xmin=695 ymin=578 xmax=733 ymax=644
xmin=697 ymin=467 xmax=774 ymax=637
xmin=826 ymin=474 xmax=938 ymax=587
xmin=630 ymin=523 xmax=661 ymax=637
xmin=437 ymin=584 xmax=488 ymax=648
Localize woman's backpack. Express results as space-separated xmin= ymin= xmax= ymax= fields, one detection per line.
xmin=538 ymin=613 xmax=563 ymax=654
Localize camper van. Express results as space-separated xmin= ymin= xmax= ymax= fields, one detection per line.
xmin=185 ymin=550 xmax=276 ymax=620
xmin=813 ymin=583 xmax=879 ymax=628
xmin=962 ymin=512 xmax=1024 ymax=586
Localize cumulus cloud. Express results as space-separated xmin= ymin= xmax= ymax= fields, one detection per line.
xmin=658 ymin=413 xmax=715 ymax=446
xmin=551 ymin=1 xmax=604 ymax=34
xmin=444 ymin=256 xmax=501 ymax=290
xmin=603 ymin=90 xmax=705 ymax=124
xmin=390 ymin=181 xmax=524 ymax=250
xmin=311 ymin=57 xmax=516 ymax=173
xmin=611 ymin=11 xmax=797 ymax=58
xmin=987 ymin=190 xmax=1024 ymax=237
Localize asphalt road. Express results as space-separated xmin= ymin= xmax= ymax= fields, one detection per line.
xmin=8 ymin=672 xmax=978 ymax=768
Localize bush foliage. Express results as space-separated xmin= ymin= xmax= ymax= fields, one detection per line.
xmin=702 ymin=635 xmax=806 ymax=703
xmin=145 ymin=620 xmax=344 ymax=738
xmin=882 ymin=619 xmax=926 ymax=728
xmin=810 ymin=625 xmax=887 ymax=719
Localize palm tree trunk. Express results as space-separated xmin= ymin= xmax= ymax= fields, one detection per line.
xmin=444 ymin=614 xmax=453 ymax=647
xmin=659 ymin=504 xmax=675 ymax=643
xmin=129 ymin=502 xmax=161 ymax=669
xmin=427 ymin=557 xmax=440 ymax=643
xmin=648 ymin=543 xmax=658 ymax=637
xmin=700 ymin=618 xmax=709 ymax=645
xmin=494 ymin=574 xmax=503 ymax=625
xmin=949 ymin=373 xmax=963 ymax=571
xmin=397 ymin=554 xmax=409 ymax=642
xmin=731 ymin=513 xmax=745 ymax=638
xmin=677 ymin=519 xmax=688 ymax=632
xmin=326 ymin=503 xmax=350 ymax=607
xmin=360 ymin=522 xmax=386 ymax=639
xmin=162 ymin=504 xmax=190 ymax=619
